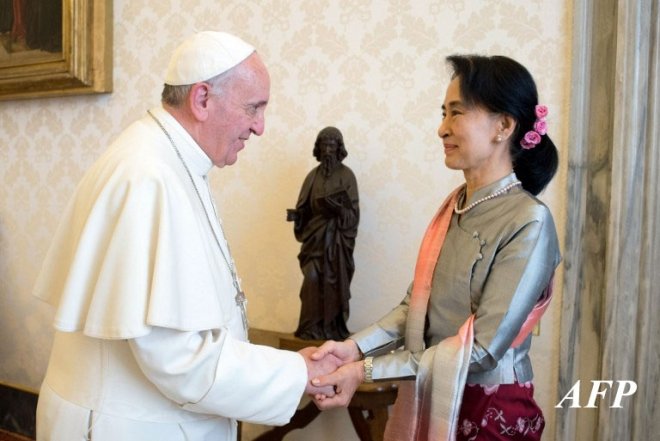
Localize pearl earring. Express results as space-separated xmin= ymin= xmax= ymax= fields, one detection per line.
xmin=496 ymin=134 xmax=503 ymax=142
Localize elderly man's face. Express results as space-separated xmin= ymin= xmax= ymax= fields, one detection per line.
xmin=204 ymin=54 xmax=270 ymax=167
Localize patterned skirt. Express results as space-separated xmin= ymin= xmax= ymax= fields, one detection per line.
xmin=456 ymin=382 xmax=544 ymax=441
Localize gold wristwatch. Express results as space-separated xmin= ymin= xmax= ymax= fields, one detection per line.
xmin=363 ymin=356 xmax=374 ymax=383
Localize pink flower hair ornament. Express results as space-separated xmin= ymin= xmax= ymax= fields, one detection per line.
xmin=520 ymin=104 xmax=548 ymax=149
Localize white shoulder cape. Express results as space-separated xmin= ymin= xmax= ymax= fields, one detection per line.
xmin=34 ymin=109 xmax=235 ymax=338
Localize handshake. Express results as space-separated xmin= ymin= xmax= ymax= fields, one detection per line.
xmin=298 ymin=339 xmax=366 ymax=410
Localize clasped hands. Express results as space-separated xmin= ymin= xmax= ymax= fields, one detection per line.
xmin=298 ymin=339 xmax=365 ymax=410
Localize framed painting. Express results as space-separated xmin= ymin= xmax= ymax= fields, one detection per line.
xmin=0 ymin=0 xmax=112 ymax=101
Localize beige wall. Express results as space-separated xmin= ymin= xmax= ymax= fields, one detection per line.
xmin=0 ymin=1 xmax=571 ymax=439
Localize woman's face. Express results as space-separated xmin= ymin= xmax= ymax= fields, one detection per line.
xmin=437 ymin=78 xmax=507 ymax=178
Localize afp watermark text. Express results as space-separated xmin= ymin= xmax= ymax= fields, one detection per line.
xmin=555 ymin=380 xmax=637 ymax=408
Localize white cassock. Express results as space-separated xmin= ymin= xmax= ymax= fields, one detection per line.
xmin=33 ymin=106 xmax=307 ymax=440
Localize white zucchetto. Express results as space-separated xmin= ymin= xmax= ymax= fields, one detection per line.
xmin=164 ymin=31 xmax=255 ymax=86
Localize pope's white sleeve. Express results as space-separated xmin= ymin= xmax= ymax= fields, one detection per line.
xmin=128 ymin=326 xmax=308 ymax=425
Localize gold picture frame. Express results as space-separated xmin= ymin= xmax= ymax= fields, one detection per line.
xmin=0 ymin=0 xmax=112 ymax=101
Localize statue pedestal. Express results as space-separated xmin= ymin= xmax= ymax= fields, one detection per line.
xmin=248 ymin=329 xmax=398 ymax=441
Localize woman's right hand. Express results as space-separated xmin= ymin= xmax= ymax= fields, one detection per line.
xmin=311 ymin=339 xmax=362 ymax=364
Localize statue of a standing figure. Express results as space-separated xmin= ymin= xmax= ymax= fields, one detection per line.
xmin=287 ymin=127 xmax=359 ymax=340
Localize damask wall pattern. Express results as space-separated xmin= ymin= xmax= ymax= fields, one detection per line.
xmin=0 ymin=1 xmax=570 ymax=439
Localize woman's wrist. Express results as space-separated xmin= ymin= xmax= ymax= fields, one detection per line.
xmin=362 ymin=356 xmax=374 ymax=383
xmin=346 ymin=338 xmax=363 ymax=362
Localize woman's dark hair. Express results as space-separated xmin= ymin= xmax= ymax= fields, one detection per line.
xmin=445 ymin=54 xmax=558 ymax=195
xmin=313 ymin=126 xmax=348 ymax=161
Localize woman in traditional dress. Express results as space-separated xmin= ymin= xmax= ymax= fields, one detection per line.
xmin=311 ymin=54 xmax=561 ymax=441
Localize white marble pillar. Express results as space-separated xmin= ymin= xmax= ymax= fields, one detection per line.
xmin=557 ymin=0 xmax=660 ymax=440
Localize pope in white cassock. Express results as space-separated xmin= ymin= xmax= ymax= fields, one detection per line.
xmin=33 ymin=31 xmax=340 ymax=440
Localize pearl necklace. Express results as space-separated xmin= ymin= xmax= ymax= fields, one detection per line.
xmin=454 ymin=180 xmax=522 ymax=214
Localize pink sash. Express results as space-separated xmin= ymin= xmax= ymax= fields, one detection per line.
xmin=383 ymin=187 xmax=553 ymax=441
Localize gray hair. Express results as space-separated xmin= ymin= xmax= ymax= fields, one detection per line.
xmin=161 ymin=60 xmax=250 ymax=106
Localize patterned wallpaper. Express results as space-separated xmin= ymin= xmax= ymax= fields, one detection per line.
xmin=0 ymin=1 xmax=570 ymax=439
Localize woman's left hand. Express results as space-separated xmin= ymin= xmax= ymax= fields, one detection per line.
xmin=311 ymin=360 xmax=365 ymax=409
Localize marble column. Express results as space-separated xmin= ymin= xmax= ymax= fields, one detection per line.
xmin=557 ymin=0 xmax=660 ymax=440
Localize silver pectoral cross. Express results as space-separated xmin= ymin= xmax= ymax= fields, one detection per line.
xmin=235 ymin=289 xmax=249 ymax=337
